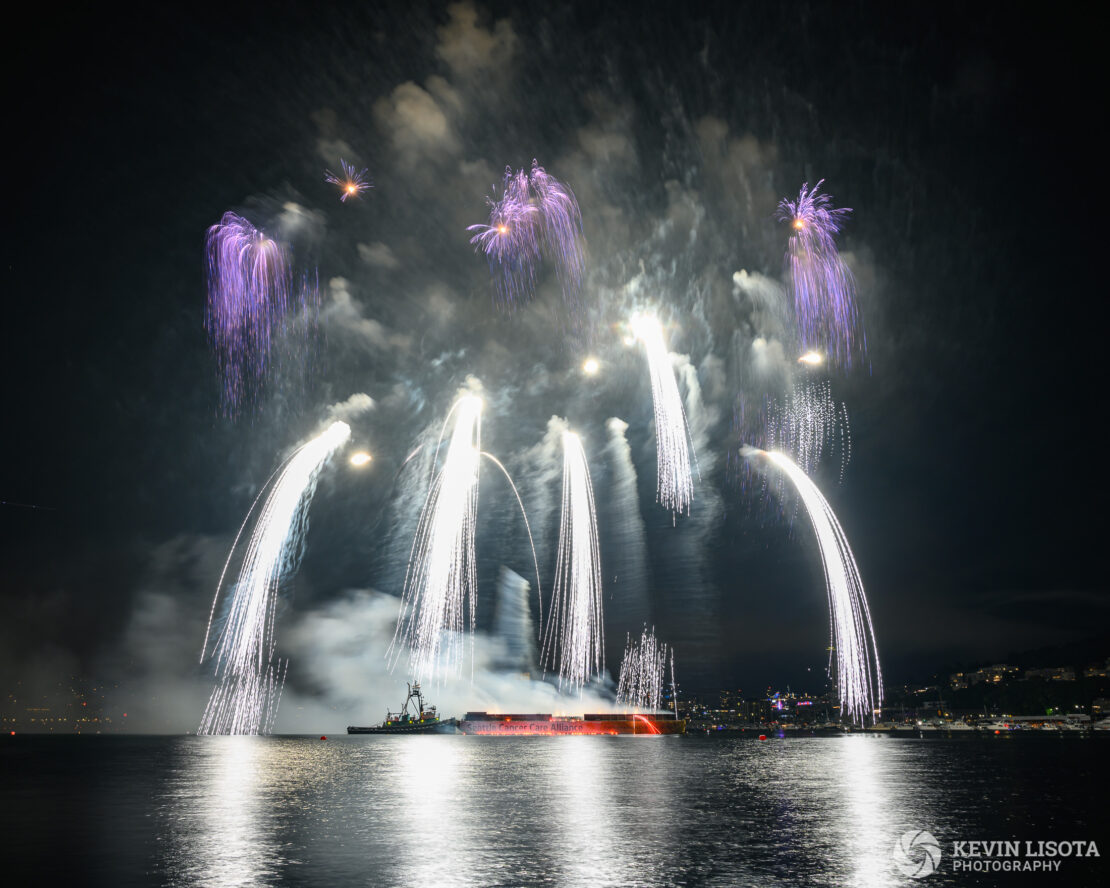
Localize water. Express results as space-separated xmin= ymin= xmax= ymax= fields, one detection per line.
xmin=3 ymin=734 xmax=1106 ymax=886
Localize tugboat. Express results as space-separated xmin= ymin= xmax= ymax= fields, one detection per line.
xmin=347 ymin=682 xmax=458 ymax=734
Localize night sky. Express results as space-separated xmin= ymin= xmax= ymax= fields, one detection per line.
xmin=3 ymin=2 xmax=1105 ymax=729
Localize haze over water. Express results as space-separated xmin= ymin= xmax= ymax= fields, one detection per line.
xmin=4 ymin=735 xmax=1105 ymax=886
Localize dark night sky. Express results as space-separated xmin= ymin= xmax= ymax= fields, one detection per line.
xmin=2 ymin=2 xmax=1106 ymax=727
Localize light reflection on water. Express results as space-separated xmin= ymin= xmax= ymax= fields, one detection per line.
xmin=61 ymin=734 xmax=1096 ymax=887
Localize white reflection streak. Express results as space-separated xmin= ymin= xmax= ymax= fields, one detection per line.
xmin=397 ymin=738 xmax=463 ymax=881
xmin=839 ymin=737 xmax=894 ymax=886
xmin=556 ymin=739 xmax=629 ymax=885
xmin=186 ymin=738 xmax=269 ymax=887
xmin=631 ymin=315 xmax=695 ymax=515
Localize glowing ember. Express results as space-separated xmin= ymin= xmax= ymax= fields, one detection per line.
xmin=325 ymin=159 xmax=372 ymax=202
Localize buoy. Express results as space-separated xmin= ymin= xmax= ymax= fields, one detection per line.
xmin=758 ymin=734 xmax=767 ymax=741
xmin=320 ymin=735 xmax=327 ymax=740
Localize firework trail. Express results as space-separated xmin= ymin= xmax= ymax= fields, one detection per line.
xmin=631 ymin=315 xmax=696 ymax=516
xmin=745 ymin=448 xmax=882 ymax=724
xmin=468 ymin=160 xmax=584 ymax=308
xmin=325 ymin=159 xmax=372 ymax=202
xmin=542 ymin=431 xmax=604 ymax=693
xmin=391 ymin=396 xmax=483 ymax=682
xmin=199 ymin=421 xmax=350 ymax=735
xmin=205 ymin=213 xmax=291 ymax=413
xmin=776 ymin=181 xmax=863 ymax=368
xmin=616 ymin=626 xmax=674 ymax=712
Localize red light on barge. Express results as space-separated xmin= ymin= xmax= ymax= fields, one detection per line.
xmin=457 ymin=713 xmax=686 ymax=735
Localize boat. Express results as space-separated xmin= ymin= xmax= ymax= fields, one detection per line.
xmin=457 ymin=712 xmax=686 ymax=735
xmin=347 ymin=682 xmax=458 ymax=734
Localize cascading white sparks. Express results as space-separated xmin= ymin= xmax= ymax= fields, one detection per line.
xmin=752 ymin=448 xmax=882 ymax=724
xmin=542 ymin=431 xmax=604 ymax=692
xmin=767 ymin=380 xmax=851 ymax=481
xmin=631 ymin=314 xmax=695 ymax=515
xmin=616 ymin=626 xmax=674 ymax=712
xmin=391 ymin=396 xmax=482 ymax=682
xmin=199 ymin=420 xmax=350 ymax=735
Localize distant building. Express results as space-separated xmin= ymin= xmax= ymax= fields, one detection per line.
xmin=958 ymin=664 xmax=1020 ymax=686
xmin=1084 ymin=661 xmax=1108 ymax=679
xmin=1024 ymin=666 xmax=1075 ymax=681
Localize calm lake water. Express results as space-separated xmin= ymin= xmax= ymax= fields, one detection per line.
xmin=3 ymin=734 xmax=1106 ymax=886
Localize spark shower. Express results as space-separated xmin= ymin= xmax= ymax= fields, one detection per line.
xmin=199 ymin=421 xmax=350 ymax=735
xmin=777 ymin=180 xmax=864 ymax=369
xmin=390 ymin=396 xmax=483 ymax=683
xmin=542 ymin=431 xmax=605 ymax=692
xmin=745 ymin=447 xmax=883 ymax=723
xmin=631 ymin=314 xmax=696 ymax=516
xmin=468 ymin=160 xmax=585 ymax=309
xmin=204 ymin=211 xmax=318 ymax=415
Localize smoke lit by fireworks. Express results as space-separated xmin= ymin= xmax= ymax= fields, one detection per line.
xmin=468 ymin=160 xmax=584 ymax=308
xmin=746 ymin=448 xmax=883 ymax=724
xmin=777 ymin=181 xmax=864 ymax=368
xmin=631 ymin=314 xmax=695 ymax=515
xmin=542 ymin=431 xmax=604 ymax=692
xmin=325 ymin=159 xmax=372 ymax=202
xmin=617 ymin=626 xmax=674 ymax=713
xmin=204 ymin=213 xmax=291 ymax=414
xmin=391 ymin=396 xmax=483 ymax=682
xmin=199 ymin=421 xmax=351 ymax=734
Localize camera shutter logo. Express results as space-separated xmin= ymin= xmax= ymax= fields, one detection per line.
xmin=893 ymin=830 xmax=942 ymax=878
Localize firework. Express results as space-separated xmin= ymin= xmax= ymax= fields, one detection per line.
xmin=391 ymin=396 xmax=483 ymax=682
xmin=776 ymin=181 xmax=863 ymax=368
xmin=731 ymin=380 xmax=851 ymax=505
xmin=199 ymin=421 xmax=351 ymax=735
xmin=542 ymin=431 xmax=604 ymax=692
xmin=468 ymin=160 xmax=584 ymax=308
xmin=325 ymin=159 xmax=372 ymax=202
xmin=746 ymin=448 xmax=882 ymax=724
xmin=616 ymin=626 xmax=674 ymax=713
xmin=767 ymin=380 xmax=851 ymax=482
xmin=204 ymin=212 xmax=291 ymax=413
xmin=631 ymin=314 xmax=695 ymax=515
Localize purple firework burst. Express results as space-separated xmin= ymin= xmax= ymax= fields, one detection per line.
xmin=325 ymin=159 xmax=372 ymax=202
xmin=204 ymin=212 xmax=293 ymax=414
xmin=468 ymin=160 xmax=584 ymax=309
xmin=777 ymin=181 xmax=863 ymax=368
